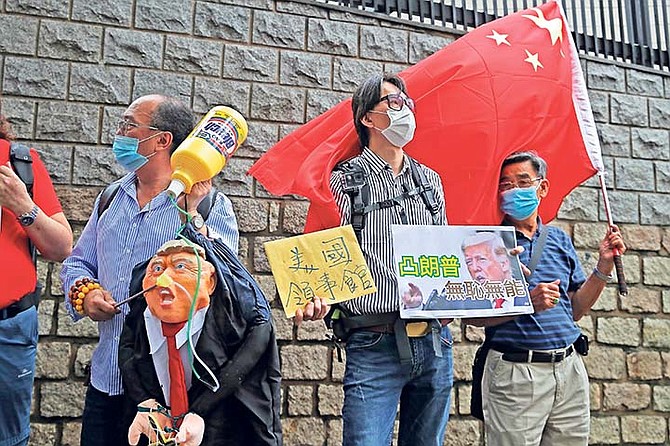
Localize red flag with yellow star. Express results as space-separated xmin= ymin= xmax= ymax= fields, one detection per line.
xmin=248 ymin=0 xmax=603 ymax=231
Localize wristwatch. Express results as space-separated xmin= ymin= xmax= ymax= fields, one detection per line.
xmin=190 ymin=212 xmax=205 ymax=230
xmin=17 ymin=205 xmax=39 ymax=227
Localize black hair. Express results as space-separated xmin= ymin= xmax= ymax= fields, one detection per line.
xmin=352 ymin=73 xmax=407 ymax=148
xmin=150 ymin=97 xmax=196 ymax=154
xmin=0 ymin=115 xmax=15 ymax=141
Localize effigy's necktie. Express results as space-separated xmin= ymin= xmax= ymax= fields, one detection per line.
xmin=161 ymin=322 xmax=188 ymax=425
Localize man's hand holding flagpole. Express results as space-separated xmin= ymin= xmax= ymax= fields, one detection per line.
xmin=598 ymin=174 xmax=627 ymax=295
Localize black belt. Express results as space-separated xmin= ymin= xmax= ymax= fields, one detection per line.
xmin=364 ymin=324 xmax=395 ymax=334
xmin=362 ymin=321 xmax=432 ymax=337
xmin=0 ymin=290 xmax=38 ymax=321
xmin=492 ymin=343 xmax=575 ymax=363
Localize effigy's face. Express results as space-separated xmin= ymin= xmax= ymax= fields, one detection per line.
xmin=143 ymin=248 xmax=216 ymax=323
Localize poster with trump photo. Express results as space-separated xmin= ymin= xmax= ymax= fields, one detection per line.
xmin=391 ymin=225 xmax=533 ymax=319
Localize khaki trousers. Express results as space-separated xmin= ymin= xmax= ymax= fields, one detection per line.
xmin=482 ymin=348 xmax=589 ymax=446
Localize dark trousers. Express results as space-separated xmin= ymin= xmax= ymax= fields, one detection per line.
xmin=81 ymin=386 xmax=131 ymax=446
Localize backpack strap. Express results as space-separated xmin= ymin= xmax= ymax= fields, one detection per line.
xmin=97 ymin=180 xmax=218 ymax=221
xmin=9 ymin=143 xmax=34 ymax=197
xmin=359 ymin=157 xmax=441 ymax=225
xmin=335 ymin=157 xmax=442 ymax=242
xmin=196 ymin=188 xmax=217 ymax=221
xmin=336 ymin=160 xmax=369 ymax=245
xmin=526 ymin=226 xmax=549 ymax=281
xmin=97 ymin=181 xmax=122 ymax=220
xmin=407 ymin=157 xmax=441 ymax=225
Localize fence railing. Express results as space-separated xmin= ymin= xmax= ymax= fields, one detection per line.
xmin=315 ymin=0 xmax=670 ymax=71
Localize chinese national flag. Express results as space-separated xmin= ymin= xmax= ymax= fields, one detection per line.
xmin=248 ymin=0 xmax=604 ymax=231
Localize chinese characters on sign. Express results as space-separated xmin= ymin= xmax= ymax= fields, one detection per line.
xmin=398 ymin=255 xmax=461 ymax=278
xmin=264 ymin=225 xmax=376 ymax=317
xmin=392 ymin=225 xmax=533 ymax=319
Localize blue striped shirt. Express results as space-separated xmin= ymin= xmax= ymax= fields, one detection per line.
xmin=486 ymin=221 xmax=585 ymax=350
xmin=61 ymin=173 xmax=238 ymax=396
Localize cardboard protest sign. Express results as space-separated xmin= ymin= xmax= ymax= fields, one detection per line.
xmin=264 ymin=225 xmax=376 ymax=317
xmin=392 ymin=225 xmax=533 ymax=319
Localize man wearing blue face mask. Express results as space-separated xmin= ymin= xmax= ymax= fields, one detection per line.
xmin=468 ymin=151 xmax=626 ymax=446
xmin=61 ymin=94 xmax=239 ymax=446
xmin=326 ymin=74 xmax=453 ymax=446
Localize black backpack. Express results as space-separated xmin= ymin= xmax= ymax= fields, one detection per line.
xmin=96 ymin=180 xmax=218 ymax=220
xmin=336 ymin=155 xmax=441 ymax=243
xmin=9 ymin=142 xmax=36 ymax=263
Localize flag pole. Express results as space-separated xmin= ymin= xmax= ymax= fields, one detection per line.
xmin=598 ymin=173 xmax=628 ymax=295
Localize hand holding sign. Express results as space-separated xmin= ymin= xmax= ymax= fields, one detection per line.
xmin=402 ymin=283 xmax=423 ymax=309
xmin=294 ymin=297 xmax=330 ymax=326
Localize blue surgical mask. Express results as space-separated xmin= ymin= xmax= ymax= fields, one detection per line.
xmin=112 ymin=134 xmax=160 ymax=172
xmin=500 ymin=185 xmax=540 ymax=220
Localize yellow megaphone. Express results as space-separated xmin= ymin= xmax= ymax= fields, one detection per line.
xmin=166 ymin=106 xmax=248 ymax=198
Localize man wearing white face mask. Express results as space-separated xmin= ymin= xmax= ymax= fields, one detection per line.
xmin=327 ymin=74 xmax=454 ymax=446
xmin=467 ymin=151 xmax=626 ymax=445
xmin=61 ymin=94 xmax=239 ymax=446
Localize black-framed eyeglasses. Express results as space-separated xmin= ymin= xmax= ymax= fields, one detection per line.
xmin=498 ymin=177 xmax=543 ymax=192
xmin=378 ymin=93 xmax=415 ymax=111
xmin=116 ymin=119 xmax=159 ymax=135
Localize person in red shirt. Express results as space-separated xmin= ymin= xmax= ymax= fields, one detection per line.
xmin=0 ymin=114 xmax=72 ymax=446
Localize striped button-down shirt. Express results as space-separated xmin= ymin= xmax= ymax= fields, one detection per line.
xmin=61 ymin=173 xmax=238 ymax=396
xmin=330 ymin=147 xmax=447 ymax=315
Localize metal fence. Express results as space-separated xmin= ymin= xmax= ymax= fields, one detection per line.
xmin=316 ymin=0 xmax=670 ymax=71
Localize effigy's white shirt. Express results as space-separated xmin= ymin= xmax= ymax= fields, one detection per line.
xmin=144 ymin=306 xmax=209 ymax=406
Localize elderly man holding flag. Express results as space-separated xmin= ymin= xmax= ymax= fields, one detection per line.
xmin=467 ymin=151 xmax=625 ymax=445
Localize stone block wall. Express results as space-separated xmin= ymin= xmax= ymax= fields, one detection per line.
xmin=1 ymin=0 xmax=668 ymax=444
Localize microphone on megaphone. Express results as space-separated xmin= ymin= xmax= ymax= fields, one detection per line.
xmin=166 ymin=106 xmax=248 ymax=198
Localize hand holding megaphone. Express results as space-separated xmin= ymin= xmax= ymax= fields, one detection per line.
xmin=166 ymin=106 xmax=248 ymax=198
xmin=176 ymin=179 xmax=212 ymax=213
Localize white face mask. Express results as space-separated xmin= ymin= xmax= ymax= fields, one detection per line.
xmin=373 ymin=106 xmax=416 ymax=148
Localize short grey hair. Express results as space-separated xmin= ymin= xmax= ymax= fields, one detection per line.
xmin=352 ymin=73 xmax=408 ymax=148
xmin=500 ymin=151 xmax=547 ymax=178
xmin=461 ymin=232 xmax=507 ymax=258
xmin=150 ymin=96 xmax=196 ymax=154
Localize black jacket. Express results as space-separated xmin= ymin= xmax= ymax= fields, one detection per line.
xmin=119 ymin=226 xmax=282 ymax=446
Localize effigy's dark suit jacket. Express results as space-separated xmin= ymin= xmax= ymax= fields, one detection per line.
xmin=119 ymin=226 xmax=282 ymax=446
